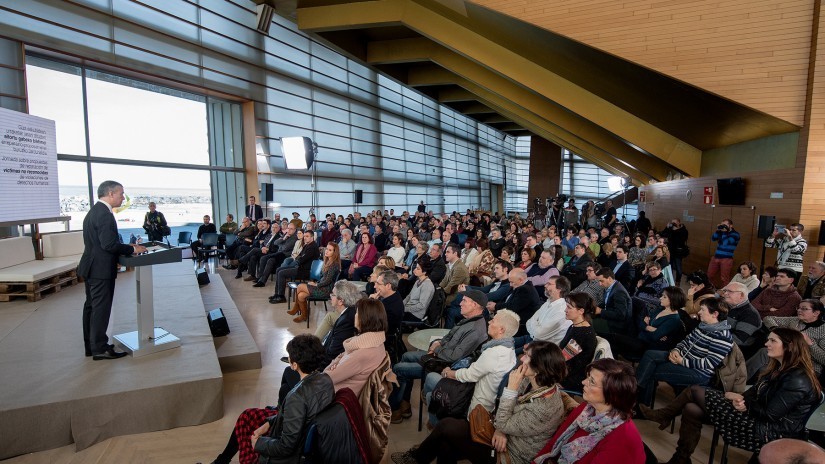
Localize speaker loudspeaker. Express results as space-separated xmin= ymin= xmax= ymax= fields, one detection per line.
xmin=255 ymin=3 xmax=275 ymax=33
xmin=207 ymin=308 xmax=230 ymax=337
xmin=196 ymin=268 xmax=210 ymax=286
xmin=757 ymin=215 xmax=776 ymax=240
xmin=818 ymin=220 xmax=825 ymax=246
xmin=354 ymin=189 xmax=363 ymax=204
xmin=262 ymin=183 xmax=273 ymax=202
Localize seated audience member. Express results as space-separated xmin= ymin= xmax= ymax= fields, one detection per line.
xmin=519 ymin=276 xmax=573 ymax=350
xmin=489 ymin=228 xmax=506 ymax=258
xmin=267 ymin=231 xmax=320 ymax=305
xmin=561 ymin=243 xmax=593 ymax=289
xmin=573 ymin=264 xmax=605 ymax=307
xmin=611 ymin=244 xmax=635 ymax=291
xmin=386 ymin=233 xmax=407 ymax=268
xmin=641 ymin=328 xmax=821 ymax=464
xmin=390 ymin=289 xmax=488 ymax=423
xmin=730 ymin=261 xmax=760 ymax=293
xmin=233 ymin=219 xmax=270 ymax=277
xmin=285 ymin=242 xmax=341 ymax=323
xmin=747 ymin=298 xmax=825 ymax=379
xmin=798 ymin=261 xmax=825 ymax=299
xmin=319 ymin=219 xmax=340 ymax=247
xmin=252 ymin=223 xmax=298 ymax=286
xmin=517 ymin=248 xmax=536 ymax=270
xmin=401 ymin=256 xmax=435 ymax=323
xmin=241 ymin=222 xmax=281 ymax=281
xmin=191 ymin=214 xmax=218 ymax=259
xmin=440 ymin=243 xmax=470 ymax=306
xmin=631 ymin=261 xmax=667 ymax=316
xmin=459 ymin=237 xmax=478 ymax=267
xmin=635 ymin=297 xmax=734 ymax=407
xmin=393 ymin=341 xmax=569 ymax=464
xmin=596 ymin=242 xmax=615 ymax=268
xmin=652 ymin=244 xmax=670 ymax=269
xmin=610 ymin=286 xmax=686 ymax=361
xmin=338 ymin=228 xmax=356 ymax=274
xmin=324 ymin=298 xmax=389 ymax=396
xmin=222 ymin=216 xmax=256 ymax=269
xmin=759 ymin=439 xmax=825 ymax=464
xmin=209 ymin=334 xmax=334 ymax=464
xmin=558 ymin=292 xmax=598 ymax=391
xmin=467 ymin=237 xmax=496 ymax=285
xmin=426 ymin=309 xmax=520 ymax=421
xmin=445 ymin=259 xmax=512 ymax=328
xmin=349 ymin=232 xmax=378 ymax=281
xmin=487 ymin=268 xmax=542 ymax=336
xmin=500 ymin=245 xmax=515 ymax=265
xmin=749 ymin=265 xmax=778 ymax=301
xmin=592 ymin=268 xmax=632 ymax=337
xmin=533 ymin=359 xmax=645 ymax=464
xmin=428 ymin=243 xmax=448 ymax=287
xmin=398 ymin=241 xmax=430 ymax=298
xmin=752 ymin=268 xmax=802 ymax=318
xmin=373 ymin=270 xmax=404 ymax=342
xmin=684 ymin=271 xmax=715 ymax=319
xmin=525 ymin=250 xmax=560 ymax=291
xmin=720 ymin=281 xmax=763 ymax=348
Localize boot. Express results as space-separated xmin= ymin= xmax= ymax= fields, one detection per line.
xmin=292 ymin=300 xmax=308 ymax=322
xmin=639 ymin=387 xmax=694 ymax=430
xmin=399 ymin=400 xmax=412 ymax=419
xmin=286 ymin=302 xmax=300 ymax=316
xmin=390 ymin=409 xmax=404 ymax=424
xmin=666 ymin=394 xmax=704 ymax=464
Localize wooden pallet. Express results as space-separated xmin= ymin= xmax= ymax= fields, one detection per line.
xmin=0 ymin=269 xmax=78 ymax=302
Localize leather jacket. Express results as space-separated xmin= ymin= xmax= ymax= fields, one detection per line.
xmin=254 ymin=372 xmax=335 ymax=464
xmin=747 ymin=367 xmax=818 ymax=442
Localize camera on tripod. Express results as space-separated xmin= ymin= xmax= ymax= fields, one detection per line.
xmin=593 ymin=202 xmax=606 ymax=216
xmin=547 ymin=194 xmax=568 ymax=208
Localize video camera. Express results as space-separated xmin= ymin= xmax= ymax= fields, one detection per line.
xmin=593 ymin=202 xmax=606 ymax=216
xmin=547 ymin=194 xmax=569 ymax=208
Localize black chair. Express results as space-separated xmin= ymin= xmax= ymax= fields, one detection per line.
xmin=177 ymin=231 xmax=192 ymax=246
xmin=400 ymin=287 xmax=446 ymax=333
xmin=216 ymin=234 xmax=238 ymax=266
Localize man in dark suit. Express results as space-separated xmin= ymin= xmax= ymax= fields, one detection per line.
xmin=245 ymin=195 xmax=263 ymax=221
xmin=593 ymin=267 xmax=632 ymax=337
xmin=611 ymin=245 xmax=636 ymax=292
xmin=487 ymin=267 xmax=542 ymax=336
xmin=79 ymin=181 xmax=146 ymax=360
xmin=278 ymin=280 xmax=359 ymax=399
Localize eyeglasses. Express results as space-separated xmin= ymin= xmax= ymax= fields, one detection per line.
xmin=585 ymin=376 xmax=602 ymax=388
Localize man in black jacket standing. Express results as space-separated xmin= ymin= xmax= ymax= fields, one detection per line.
xmin=79 ymin=181 xmax=146 ymax=360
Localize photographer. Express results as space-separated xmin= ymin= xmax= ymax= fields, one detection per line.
xmin=603 ymin=199 xmax=617 ymax=228
xmin=765 ymin=222 xmax=807 ymax=279
xmin=142 ymin=202 xmax=168 ymax=242
xmin=708 ymin=219 xmax=740 ymax=288
xmin=661 ymin=218 xmax=689 ymax=285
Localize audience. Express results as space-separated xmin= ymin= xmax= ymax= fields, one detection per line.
xmin=752 ymin=268 xmax=802 ymax=318
xmin=558 ymin=292 xmax=598 ymax=391
xmin=488 ymin=268 xmax=542 ymax=336
xmin=519 ymin=276 xmax=573 ymax=350
xmin=286 ymin=242 xmax=340 ymax=323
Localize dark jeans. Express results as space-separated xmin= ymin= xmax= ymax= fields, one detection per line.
xmin=410 ymin=417 xmax=493 ymax=464
xmin=256 ymin=252 xmax=287 ymax=283
xmin=273 ymin=266 xmax=299 ymax=298
xmin=636 ymin=350 xmax=711 ymax=406
xmin=671 ymin=256 xmax=684 ymax=285
xmin=389 ymin=350 xmax=425 ymax=409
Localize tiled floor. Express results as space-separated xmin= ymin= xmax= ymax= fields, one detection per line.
xmin=2 ymin=259 xmax=750 ymax=463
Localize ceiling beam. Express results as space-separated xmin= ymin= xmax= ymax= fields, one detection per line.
xmin=366 ymin=38 xmax=672 ymax=181
xmin=297 ymin=0 xmax=702 ymax=176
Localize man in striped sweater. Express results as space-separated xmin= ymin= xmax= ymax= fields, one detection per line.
xmin=765 ymin=222 xmax=808 ymax=280
xmin=707 ymin=219 xmax=740 ymax=288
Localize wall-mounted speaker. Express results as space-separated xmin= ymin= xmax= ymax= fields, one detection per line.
xmin=757 ymin=215 xmax=776 ymax=240
xmin=818 ymin=220 xmax=825 ymax=246
xmin=262 ymin=183 xmax=273 ymax=202
xmin=354 ymin=189 xmax=363 ymax=204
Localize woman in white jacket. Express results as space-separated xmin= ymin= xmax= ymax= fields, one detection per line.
xmin=423 ymin=309 xmax=520 ymax=424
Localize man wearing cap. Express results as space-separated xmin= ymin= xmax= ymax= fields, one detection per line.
xmin=389 ymin=288 xmax=488 ymax=424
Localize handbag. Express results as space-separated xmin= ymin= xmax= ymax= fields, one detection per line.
xmin=418 ymin=353 xmax=451 ymax=373
xmin=469 ymin=404 xmax=512 ymax=464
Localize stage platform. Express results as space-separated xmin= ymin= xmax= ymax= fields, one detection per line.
xmin=0 ymin=261 xmax=224 ymax=460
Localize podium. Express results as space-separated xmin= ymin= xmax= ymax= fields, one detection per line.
xmin=114 ymin=242 xmax=183 ymax=357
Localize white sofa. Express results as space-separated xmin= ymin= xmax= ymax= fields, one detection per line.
xmin=0 ymin=237 xmax=76 ymax=283
xmin=42 ymin=231 xmax=84 ymax=267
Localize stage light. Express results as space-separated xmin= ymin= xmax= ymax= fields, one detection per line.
xmin=606 ymin=176 xmax=625 ymax=192
xmin=281 ymin=137 xmax=315 ymax=170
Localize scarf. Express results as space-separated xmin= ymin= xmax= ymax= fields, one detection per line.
xmin=541 ymin=404 xmax=626 ymax=464
xmin=354 ymin=243 xmax=370 ymax=264
xmin=481 ymin=337 xmax=514 ymax=351
xmin=698 ymin=319 xmax=732 ymax=333
xmin=518 ymin=384 xmax=556 ymax=405
xmin=342 ymin=331 xmax=385 ymax=353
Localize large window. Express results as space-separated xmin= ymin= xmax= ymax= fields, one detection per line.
xmin=560 ymin=150 xmax=638 ymax=221
xmin=25 ymin=55 xmax=239 ymax=234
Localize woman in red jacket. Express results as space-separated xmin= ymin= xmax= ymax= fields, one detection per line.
xmin=532 ymin=358 xmax=645 ymax=464
xmin=349 ymin=232 xmax=378 ymax=281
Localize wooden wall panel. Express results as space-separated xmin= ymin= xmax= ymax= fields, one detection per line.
xmin=470 ymin=0 xmax=814 ymax=125
xmin=638 ymin=169 xmax=816 ymax=278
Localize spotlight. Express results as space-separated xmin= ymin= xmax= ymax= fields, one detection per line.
xmin=280 ymin=137 xmax=315 ymax=170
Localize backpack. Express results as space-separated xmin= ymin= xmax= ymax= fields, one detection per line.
xmin=428 ymin=377 xmax=476 ymax=419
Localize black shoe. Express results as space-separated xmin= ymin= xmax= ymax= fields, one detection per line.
xmin=269 ymin=296 xmax=286 ymax=304
xmin=280 ymin=356 xmax=289 ymax=363
xmin=85 ymin=351 xmax=92 ymax=357
xmin=235 ymin=273 xmax=243 ymax=279
xmin=222 ymin=264 xmax=234 ymax=270
xmin=253 ymin=282 xmax=265 ymax=288
xmin=92 ymin=347 xmax=128 ymax=360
